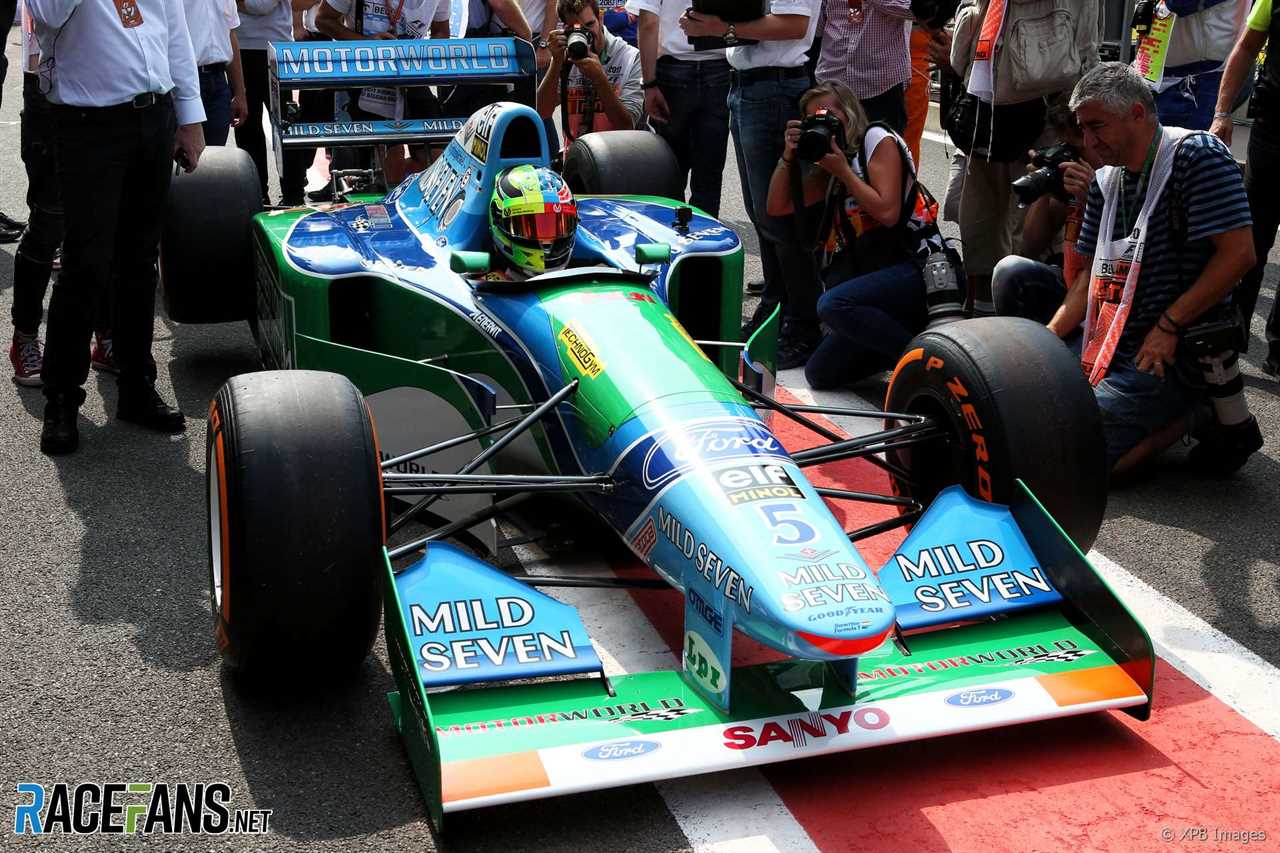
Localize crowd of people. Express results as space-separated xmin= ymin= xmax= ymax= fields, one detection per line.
xmin=3 ymin=0 xmax=1276 ymax=475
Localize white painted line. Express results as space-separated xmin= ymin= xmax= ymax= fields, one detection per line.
xmin=515 ymin=544 xmax=819 ymax=853
xmin=1088 ymin=550 xmax=1280 ymax=740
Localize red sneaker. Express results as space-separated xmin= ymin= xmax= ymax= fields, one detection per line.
xmin=10 ymin=332 xmax=43 ymax=386
xmin=91 ymin=331 xmax=119 ymax=374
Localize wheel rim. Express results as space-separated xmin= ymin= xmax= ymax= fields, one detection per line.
xmin=208 ymin=441 xmax=224 ymax=612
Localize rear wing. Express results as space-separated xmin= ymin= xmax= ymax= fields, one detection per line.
xmin=267 ymin=37 xmax=537 ymax=152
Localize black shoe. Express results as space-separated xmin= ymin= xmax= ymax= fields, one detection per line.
xmin=1263 ymin=352 xmax=1280 ymax=378
xmin=776 ymin=319 xmax=821 ymax=370
xmin=745 ymin=278 xmax=767 ymax=296
xmin=0 ymin=227 xmax=21 ymax=245
xmin=117 ymin=385 xmax=186 ymax=433
xmin=306 ymin=184 xmax=335 ymax=203
xmin=741 ymin=300 xmax=780 ymax=340
xmin=1187 ymin=415 xmax=1264 ymax=475
xmin=0 ymin=210 xmax=28 ymax=232
xmin=41 ymin=396 xmax=80 ymax=455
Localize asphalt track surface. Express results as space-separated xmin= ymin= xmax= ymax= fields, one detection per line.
xmin=2 ymin=31 xmax=1279 ymax=851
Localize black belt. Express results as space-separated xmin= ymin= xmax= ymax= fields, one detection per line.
xmin=198 ymin=62 xmax=227 ymax=75
xmin=730 ymin=65 xmax=808 ymax=86
xmin=55 ymin=91 xmax=171 ymax=115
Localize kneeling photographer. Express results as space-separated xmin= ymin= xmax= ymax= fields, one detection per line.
xmin=991 ymin=102 xmax=1100 ymax=327
xmin=766 ymin=81 xmax=961 ymax=389
xmin=1049 ymin=63 xmax=1262 ymax=475
xmin=537 ymin=0 xmax=644 ymax=152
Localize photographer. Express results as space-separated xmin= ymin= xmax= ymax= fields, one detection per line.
xmin=767 ymin=81 xmax=954 ymax=388
xmin=1049 ymin=63 xmax=1260 ymax=474
xmin=991 ymin=102 xmax=1099 ymax=326
xmin=536 ymin=0 xmax=644 ymax=149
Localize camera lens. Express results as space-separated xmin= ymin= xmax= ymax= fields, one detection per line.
xmin=1011 ymin=167 xmax=1057 ymax=207
xmin=567 ymin=29 xmax=590 ymax=61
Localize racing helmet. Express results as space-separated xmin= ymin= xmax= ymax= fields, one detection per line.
xmin=489 ymin=165 xmax=578 ymax=277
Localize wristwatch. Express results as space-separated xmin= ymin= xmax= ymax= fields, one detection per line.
xmin=642 ymin=80 xmax=661 ymax=90
xmin=535 ymin=36 xmax=549 ymax=49
xmin=724 ymin=23 xmax=738 ymax=46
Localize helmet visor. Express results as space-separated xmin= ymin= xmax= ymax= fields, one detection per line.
xmin=503 ymin=208 xmax=578 ymax=242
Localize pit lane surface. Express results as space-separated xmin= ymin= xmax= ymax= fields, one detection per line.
xmin=2 ymin=32 xmax=1279 ymax=850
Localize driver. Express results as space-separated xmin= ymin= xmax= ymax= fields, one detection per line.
xmin=484 ymin=165 xmax=579 ymax=281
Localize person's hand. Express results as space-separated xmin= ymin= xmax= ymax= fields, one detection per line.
xmin=1060 ymin=159 xmax=1095 ymax=201
xmin=679 ymin=10 xmax=727 ymax=38
xmin=927 ymin=28 xmax=952 ymax=73
xmin=547 ymin=29 xmax=567 ymax=64
xmin=1135 ymin=323 xmax=1178 ymax=379
xmin=783 ymin=118 xmax=803 ymax=161
xmin=231 ymin=90 xmax=248 ymax=128
xmin=816 ymin=137 xmax=853 ymax=182
xmin=1210 ymin=113 xmax=1233 ymax=147
xmin=646 ymin=87 xmax=671 ymax=126
xmin=174 ymin=122 xmax=206 ymax=173
xmin=370 ymin=31 xmax=396 ymax=39
xmin=574 ymin=51 xmax=606 ymax=82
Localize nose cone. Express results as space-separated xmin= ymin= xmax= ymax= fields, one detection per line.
xmin=618 ymin=422 xmax=898 ymax=660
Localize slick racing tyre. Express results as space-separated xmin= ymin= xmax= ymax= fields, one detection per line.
xmin=884 ymin=317 xmax=1107 ymax=551
xmin=562 ymin=130 xmax=682 ymax=200
xmin=207 ymin=370 xmax=386 ymax=682
xmin=160 ymin=146 xmax=262 ymax=324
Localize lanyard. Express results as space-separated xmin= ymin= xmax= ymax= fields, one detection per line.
xmin=386 ymin=0 xmax=407 ymax=31
xmin=1118 ymin=128 xmax=1161 ymax=239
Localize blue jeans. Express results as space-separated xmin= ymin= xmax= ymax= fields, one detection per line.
xmin=1154 ymin=69 xmax=1222 ymax=131
xmin=655 ymin=56 xmax=731 ymax=218
xmin=200 ymin=69 xmax=233 ymax=147
xmin=729 ymin=74 xmax=819 ymax=321
xmin=805 ymin=261 xmax=927 ymax=388
xmin=1062 ymin=337 xmax=1199 ymax=466
xmin=991 ymin=255 xmax=1066 ymax=325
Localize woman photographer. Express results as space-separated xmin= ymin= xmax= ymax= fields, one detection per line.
xmin=767 ymin=80 xmax=953 ymax=388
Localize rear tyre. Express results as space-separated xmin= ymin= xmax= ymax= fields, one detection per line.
xmin=161 ymin=147 xmax=263 ymax=324
xmin=207 ymin=370 xmax=385 ymax=682
xmin=884 ymin=317 xmax=1107 ymax=551
xmin=562 ymin=130 xmax=683 ymax=200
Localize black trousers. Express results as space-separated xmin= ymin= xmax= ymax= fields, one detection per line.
xmin=0 ymin=0 xmax=13 ymax=105
xmin=860 ymin=83 xmax=908 ymax=136
xmin=13 ymin=75 xmax=64 ymax=334
xmin=1234 ymin=117 xmax=1280 ymax=359
xmin=233 ymin=48 xmax=310 ymax=203
xmin=42 ymin=97 xmax=177 ymax=402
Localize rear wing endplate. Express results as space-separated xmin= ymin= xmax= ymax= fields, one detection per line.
xmin=267 ymin=37 xmax=537 ymax=151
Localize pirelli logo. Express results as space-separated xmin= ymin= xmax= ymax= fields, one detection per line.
xmin=716 ymin=463 xmax=804 ymax=505
xmin=559 ymin=324 xmax=605 ymax=379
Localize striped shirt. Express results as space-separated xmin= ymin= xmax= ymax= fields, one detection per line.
xmin=1077 ymin=132 xmax=1252 ymax=360
xmin=815 ymin=0 xmax=912 ymax=99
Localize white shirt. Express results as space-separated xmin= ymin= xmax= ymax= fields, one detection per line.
xmin=234 ymin=0 xmax=292 ymax=50
xmin=727 ymin=0 xmax=821 ymax=70
xmin=27 ymin=0 xmax=206 ymax=125
xmin=627 ymin=0 xmax=724 ymax=61
xmin=183 ymin=0 xmax=239 ymax=66
xmin=20 ymin=0 xmax=40 ymax=73
xmin=521 ymin=0 xmax=554 ymax=35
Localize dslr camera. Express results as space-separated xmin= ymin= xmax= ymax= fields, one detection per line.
xmin=565 ymin=24 xmax=596 ymax=61
xmin=797 ymin=109 xmax=845 ymax=163
xmin=1011 ymin=143 xmax=1078 ymax=207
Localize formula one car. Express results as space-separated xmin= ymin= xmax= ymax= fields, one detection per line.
xmin=164 ymin=39 xmax=1154 ymax=831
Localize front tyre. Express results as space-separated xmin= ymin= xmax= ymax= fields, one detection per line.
xmin=207 ymin=370 xmax=386 ymax=682
xmin=884 ymin=317 xmax=1107 ymax=551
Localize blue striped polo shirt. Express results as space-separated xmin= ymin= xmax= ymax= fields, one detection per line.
xmin=1076 ymin=131 xmax=1252 ymax=360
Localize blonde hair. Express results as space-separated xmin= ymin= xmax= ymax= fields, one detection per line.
xmin=799 ymin=81 xmax=869 ymax=152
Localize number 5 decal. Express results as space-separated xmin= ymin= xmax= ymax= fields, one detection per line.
xmin=758 ymin=502 xmax=817 ymax=546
